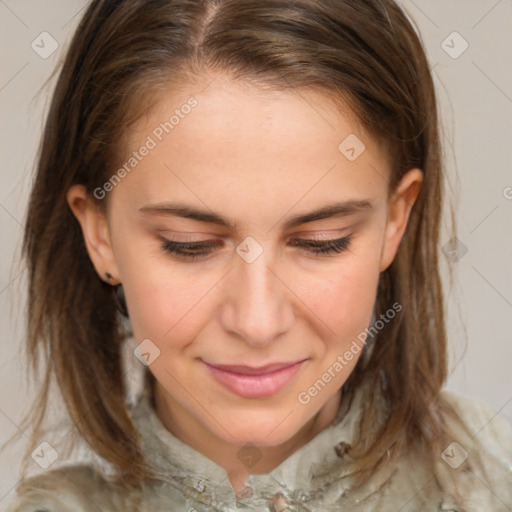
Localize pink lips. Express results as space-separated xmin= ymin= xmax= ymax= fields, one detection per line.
xmin=204 ymin=360 xmax=306 ymax=398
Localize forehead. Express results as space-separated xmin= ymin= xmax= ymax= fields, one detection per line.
xmin=111 ymin=74 xmax=390 ymax=226
xmin=127 ymin=73 xmax=371 ymax=153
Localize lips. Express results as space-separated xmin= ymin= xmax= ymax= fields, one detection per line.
xmin=203 ymin=359 xmax=307 ymax=398
xmin=207 ymin=361 xmax=305 ymax=375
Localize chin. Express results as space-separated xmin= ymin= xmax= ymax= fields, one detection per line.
xmin=207 ymin=409 xmax=306 ymax=447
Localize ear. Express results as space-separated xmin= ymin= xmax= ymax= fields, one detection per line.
xmin=66 ymin=185 xmax=121 ymax=284
xmin=379 ymin=168 xmax=423 ymax=272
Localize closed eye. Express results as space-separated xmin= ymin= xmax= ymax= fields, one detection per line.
xmin=159 ymin=235 xmax=353 ymax=261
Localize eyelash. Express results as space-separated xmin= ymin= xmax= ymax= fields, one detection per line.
xmin=159 ymin=235 xmax=353 ymax=260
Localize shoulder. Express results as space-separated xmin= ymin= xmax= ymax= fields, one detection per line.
xmin=436 ymin=389 xmax=512 ymax=510
xmin=5 ymin=464 xmax=136 ymax=512
xmin=439 ymin=388 xmax=512 ymax=460
xmin=377 ymin=389 xmax=512 ymax=511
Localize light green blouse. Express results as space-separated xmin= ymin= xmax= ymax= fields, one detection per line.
xmin=6 ymin=384 xmax=512 ymax=511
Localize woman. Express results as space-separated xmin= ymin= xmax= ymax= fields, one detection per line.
xmin=5 ymin=0 xmax=512 ymax=510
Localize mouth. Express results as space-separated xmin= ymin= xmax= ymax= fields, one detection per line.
xmin=203 ymin=359 xmax=307 ymax=399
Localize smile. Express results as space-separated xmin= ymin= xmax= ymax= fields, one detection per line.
xmin=203 ymin=360 xmax=307 ymax=398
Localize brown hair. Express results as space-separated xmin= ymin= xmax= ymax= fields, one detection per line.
xmin=6 ymin=0 xmax=479 ymax=493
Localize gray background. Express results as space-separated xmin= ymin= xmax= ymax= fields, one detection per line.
xmin=1 ymin=0 xmax=511 ymax=506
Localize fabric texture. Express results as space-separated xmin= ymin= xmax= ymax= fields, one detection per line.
xmin=5 ymin=382 xmax=512 ymax=512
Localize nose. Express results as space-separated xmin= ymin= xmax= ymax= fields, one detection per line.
xmin=220 ymin=242 xmax=294 ymax=348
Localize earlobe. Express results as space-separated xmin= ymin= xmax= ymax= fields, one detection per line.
xmin=66 ymin=185 xmax=120 ymax=284
xmin=379 ymin=168 xmax=423 ymax=272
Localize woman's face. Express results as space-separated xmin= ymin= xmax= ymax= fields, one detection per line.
xmin=69 ymin=72 xmax=421 ymax=451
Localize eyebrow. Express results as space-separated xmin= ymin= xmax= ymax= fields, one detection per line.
xmin=139 ymin=199 xmax=374 ymax=230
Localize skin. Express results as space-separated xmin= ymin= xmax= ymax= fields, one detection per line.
xmin=67 ymin=72 xmax=422 ymax=496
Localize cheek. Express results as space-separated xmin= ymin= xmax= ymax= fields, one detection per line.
xmin=295 ymin=254 xmax=381 ymax=341
xmin=111 ymin=238 xmax=201 ymax=346
xmin=123 ymin=268 xmax=206 ymax=346
xmin=291 ymin=256 xmax=381 ymax=407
